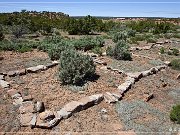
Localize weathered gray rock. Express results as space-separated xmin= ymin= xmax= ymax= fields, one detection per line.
xmin=141 ymin=70 xmax=151 ymax=77
xmin=52 ymin=61 xmax=59 ymax=64
xmin=35 ymin=101 xmax=45 ymax=112
xmin=111 ymin=92 xmax=122 ymax=100
xmin=7 ymin=69 xmax=26 ymax=77
xmin=126 ymin=72 xmax=143 ymax=81
xmin=30 ymin=113 xmax=37 ymax=128
xmin=177 ymin=74 xmax=180 ymax=80
xmin=125 ymin=76 xmax=135 ymax=84
xmin=39 ymin=111 xmax=55 ymax=121
xmin=23 ymin=95 xmax=33 ymax=101
xmin=46 ymin=63 xmax=58 ymax=68
xmin=156 ymin=41 xmax=164 ymax=44
xmin=104 ymin=92 xmax=118 ymax=103
xmin=88 ymin=94 xmax=104 ymax=104
xmin=102 ymin=52 xmax=107 ymax=56
xmin=94 ymin=59 xmax=107 ymax=65
xmin=156 ymin=65 xmax=166 ymax=71
xmin=63 ymin=101 xmax=82 ymax=113
xmin=26 ymin=65 xmax=47 ymax=73
xmin=48 ymin=118 xmax=61 ymax=128
xmin=164 ymin=61 xmax=171 ymax=66
xmin=149 ymin=67 xmax=158 ymax=74
xmin=7 ymin=71 xmax=17 ymax=77
xmin=118 ymin=82 xmax=132 ymax=94
xmin=0 ymin=80 xmax=10 ymax=88
xmin=56 ymin=108 xmax=71 ymax=119
xmin=36 ymin=117 xmax=61 ymax=129
xmin=12 ymin=93 xmax=23 ymax=105
xmin=0 ymin=75 xmax=4 ymax=80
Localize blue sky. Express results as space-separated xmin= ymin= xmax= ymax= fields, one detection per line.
xmin=0 ymin=0 xmax=180 ymax=17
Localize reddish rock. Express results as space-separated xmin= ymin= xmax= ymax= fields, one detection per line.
xmin=39 ymin=111 xmax=55 ymax=121
xmin=7 ymin=89 xmax=20 ymax=97
xmin=23 ymin=95 xmax=33 ymax=101
xmin=143 ymin=93 xmax=153 ymax=102
xmin=20 ymin=113 xmax=34 ymax=127
xmin=18 ymin=69 xmax=26 ymax=76
xmin=63 ymin=101 xmax=82 ymax=113
xmin=126 ymin=72 xmax=143 ymax=81
xmin=19 ymin=101 xmax=35 ymax=114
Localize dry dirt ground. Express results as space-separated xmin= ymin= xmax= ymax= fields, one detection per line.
xmin=0 ymin=39 xmax=180 ymax=134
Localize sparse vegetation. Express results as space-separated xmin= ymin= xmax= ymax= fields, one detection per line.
xmin=59 ymin=49 xmax=96 ymax=85
xmin=107 ymin=40 xmax=132 ymax=60
xmin=170 ymin=104 xmax=180 ymax=124
xmin=170 ymin=59 xmax=180 ymax=70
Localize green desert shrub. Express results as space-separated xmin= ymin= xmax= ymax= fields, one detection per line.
xmin=170 ymin=104 xmax=180 ymax=124
xmin=146 ymin=37 xmax=157 ymax=43
xmin=48 ymin=42 xmax=71 ymax=60
xmin=160 ymin=47 xmax=165 ymax=54
xmin=0 ymin=39 xmax=38 ymax=52
xmin=170 ymin=59 xmax=180 ymax=70
xmin=59 ymin=49 xmax=95 ymax=85
xmin=107 ymin=40 xmax=132 ymax=60
xmin=127 ymin=29 xmax=136 ymax=37
xmin=91 ymin=46 xmax=102 ymax=56
xmin=72 ymin=36 xmax=104 ymax=51
xmin=112 ymin=32 xmax=128 ymax=43
xmin=0 ymin=25 xmax=5 ymax=41
xmin=172 ymin=48 xmax=179 ymax=56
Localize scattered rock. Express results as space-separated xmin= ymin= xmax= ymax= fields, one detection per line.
xmin=26 ymin=65 xmax=47 ymax=73
xmin=18 ymin=69 xmax=26 ymax=76
xmin=126 ymin=72 xmax=143 ymax=81
xmin=164 ymin=61 xmax=171 ymax=66
xmin=19 ymin=101 xmax=35 ymax=114
xmin=102 ymin=52 xmax=106 ymax=56
xmin=100 ymin=108 xmax=107 ymax=114
xmin=52 ymin=61 xmax=59 ymax=64
xmin=39 ymin=111 xmax=55 ymax=121
xmin=94 ymin=59 xmax=107 ymax=65
xmin=88 ymin=94 xmax=104 ymax=104
xmin=0 ymin=80 xmax=10 ymax=88
xmin=111 ymin=92 xmax=122 ymax=100
xmin=162 ymin=83 xmax=167 ymax=87
xmin=156 ymin=41 xmax=164 ymax=44
xmin=141 ymin=70 xmax=151 ymax=77
xmin=46 ymin=63 xmax=58 ymax=68
xmin=7 ymin=89 xmax=20 ymax=97
xmin=20 ymin=113 xmax=34 ymax=127
xmin=100 ymin=66 xmax=107 ymax=70
xmin=104 ymin=92 xmax=118 ymax=103
xmin=48 ymin=118 xmax=61 ymax=128
xmin=0 ymin=56 xmax=4 ymax=60
xmin=12 ymin=93 xmax=23 ymax=105
xmin=35 ymin=101 xmax=45 ymax=112
xmin=143 ymin=93 xmax=154 ymax=102
xmin=62 ymin=101 xmax=82 ymax=113
xmin=56 ymin=108 xmax=71 ymax=119
xmin=0 ymin=75 xmax=4 ymax=80
xmin=177 ymin=74 xmax=180 ymax=80
xmin=23 ymin=95 xmax=33 ymax=101
xmin=118 ymin=82 xmax=132 ymax=94
xmin=7 ymin=71 xmax=17 ymax=77
xmin=30 ymin=114 xmax=37 ymax=129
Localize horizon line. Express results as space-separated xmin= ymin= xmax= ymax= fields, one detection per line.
xmin=0 ymin=2 xmax=180 ymax=4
